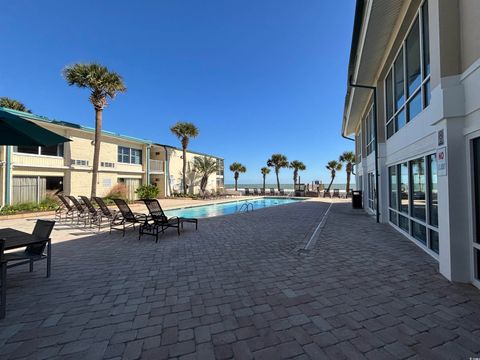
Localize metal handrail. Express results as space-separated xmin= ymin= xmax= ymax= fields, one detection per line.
xmin=238 ymin=202 xmax=254 ymax=212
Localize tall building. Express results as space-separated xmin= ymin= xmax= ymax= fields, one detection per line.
xmin=342 ymin=0 xmax=480 ymax=288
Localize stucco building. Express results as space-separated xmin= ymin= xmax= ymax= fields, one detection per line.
xmin=0 ymin=107 xmax=223 ymax=204
xmin=342 ymin=0 xmax=480 ymax=288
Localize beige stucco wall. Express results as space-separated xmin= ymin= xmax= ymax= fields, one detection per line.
xmin=5 ymin=121 xmax=149 ymax=202
xmin=459 ymin=0 xmax=480 ymax=72
xmin=167 ymin=148 xmax=221 ymax=195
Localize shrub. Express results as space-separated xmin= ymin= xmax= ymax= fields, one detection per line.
xmin=0 ymin=199 xmax=58 ymax=216
xmin=135 ymin=185 xmax=159 ymax=200
xmin=105 ymin=183 xmax=128 ymax=201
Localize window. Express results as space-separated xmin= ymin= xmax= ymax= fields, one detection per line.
xmin=411 ymin=157 xmax=426 ymax=221
xmin=118 ymin=146 xmax=142 ymax=164
xmin=399 ymin=162 xmax=409 ymax=214
xmin=428 ymin=154 xmax=438 ymax=227
xmin=385 ymin=2 xmax=430 ymax=138
xmin=14 ymin=144 xmax=64 ymax=157
xmin=365 ymin=107 xmax=375 ymax=155
xmin=389 ymin=166 xmax=398 ymax=210
xmin=368 ymin=172 xmax=375 ymax=211
xmin=388 ymin=153 xmax=439 ymax=255
xmin=71 ymin=159 xmax=89 ymax=166
xmin=101 ymin=162 xmax=115 ymax=168
xmin=355 ymin=131 xmax=362 ymax=161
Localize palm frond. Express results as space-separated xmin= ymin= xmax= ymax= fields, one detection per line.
xmin=0 ymin=97 xmax=31 ymax=113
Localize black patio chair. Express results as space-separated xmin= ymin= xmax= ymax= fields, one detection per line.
xmin=260 ymin=188 xmax=266 ymax=196
xmin=3 ymin=220 xmax=55 ymax=277
xmin=67 ymin=196 xmax=90 ymax=226
xmin=79 ymin=196 xmax=102 ymax=229
xmin=56 ymin=195 xmax=76 ymax=222
xmin=333 ymin=189 xmax=340 ymax=198
xmin=244 ymin=188 xmax=251 ymax=196
xmin=112 ymin=199 xmax=148 ymax=236
xmin=323 ymin=190 xmax=331 ymax=198
xmin=269 ymin=188 xmax=275 ymax=196
xmin=279 ymin=189 xmax=285 ymax=196
xmin=253 ymin=188 xmax=259 ymax=196
xmin=93 ymin=197 xmax=119 ymax=230
xmin=140 ymin=199 xmax=183 ymax=241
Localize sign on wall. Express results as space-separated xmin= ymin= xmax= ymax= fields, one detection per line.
xmin=437 ymin=147 xmax=447 ymax=176
xmin=103 ymin=178 xmax=112 ymax=187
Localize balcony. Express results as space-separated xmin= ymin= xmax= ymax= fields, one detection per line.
xmin=149 ymin=159 xmax=164 ymax=174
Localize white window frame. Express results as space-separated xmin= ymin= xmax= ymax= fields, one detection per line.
xmin=388 ymin=153 xmax=439 ymax=258
xmin=384 ymin=0 xmax=431 ymax=139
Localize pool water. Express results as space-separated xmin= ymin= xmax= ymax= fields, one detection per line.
xmin=164 ymin=197 xmax=304 ymax=219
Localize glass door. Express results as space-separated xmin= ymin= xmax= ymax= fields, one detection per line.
xmin=473 ymin=138 xmax=480 ymax=283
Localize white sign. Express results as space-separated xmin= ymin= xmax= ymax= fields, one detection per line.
xmin=437 ymin=147 xmax=447 ymax=176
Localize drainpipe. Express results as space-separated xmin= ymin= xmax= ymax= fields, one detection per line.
xmin=349 ymin=80 xmax=379 ymax=223
xmin=5 ymin=146 xmax=11 ymax=205
xmin=161 ymin=145 xmax=171 ymax=197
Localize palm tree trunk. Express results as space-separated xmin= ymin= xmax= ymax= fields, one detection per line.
xmin=182 ymin=147 xmax=187 ymax=194
xmin=327 ymin=173 xmax=335 ymax=192
xmin=234 ymin=174 xmax=238 ymax=191
xmin=276 ymin=169 xmax=280 ymax=191
xmin=263 ymin=175 xmax=266 ymax=192
xmin=91 ymin=108 xmax=102 ymax=198
xmin=346 ymin=171 xmax=351 ymax=194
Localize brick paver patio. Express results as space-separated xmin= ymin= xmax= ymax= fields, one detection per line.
xmin=1 ymin=200 xmax=480 ymax=359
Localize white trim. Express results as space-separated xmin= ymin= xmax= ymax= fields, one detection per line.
xmin=12 ymin=152 xmax=63 ymax=160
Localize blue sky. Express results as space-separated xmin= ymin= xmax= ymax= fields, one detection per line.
xmin=1 ymin=0 xmax=355 ymax=185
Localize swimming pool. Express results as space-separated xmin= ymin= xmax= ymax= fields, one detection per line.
xmin=164 ymin=197 xmax=304 ymax=219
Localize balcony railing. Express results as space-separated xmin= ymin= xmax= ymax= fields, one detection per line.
xmin=149 ymin=159 xmax=164 ymax=173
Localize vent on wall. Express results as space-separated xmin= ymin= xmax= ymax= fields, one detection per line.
xmin=101 ymin=162 xmax=115 ymax=168
xmin=71 ymin=159 xmax=89 ymax=166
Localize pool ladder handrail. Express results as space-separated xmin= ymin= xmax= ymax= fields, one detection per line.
xmin=238 ymin=201 xmax=254 ymax=212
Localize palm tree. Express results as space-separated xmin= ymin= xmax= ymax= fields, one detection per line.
xmin=193 ymin=156 xmax=218 ymax=192
xmin=260 ymin=167 xmax=270 ymax=192
xmin=326 ymin=160 xmax=343 ymax=192
xmin=63 ymin=63 xmax=126 ymax=197
xmin=170 ymin=122 xmax=199 ymax=194
xmin=229 ymin=162 xmax=246 ymax=191
xmin=0 ymin=97 xmax=31 ymax=113
xmin=339 ymin=151 xmax=355 ymax=194
xmin=267 ymin=153 xmax=289 ymax=191
xmin=289 ymin=160 xmax=306 ymax=186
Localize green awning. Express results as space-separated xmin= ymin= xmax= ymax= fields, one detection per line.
xmin=0 ymin=110 xmax=71 ymax=146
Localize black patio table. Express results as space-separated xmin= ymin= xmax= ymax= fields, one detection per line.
xmin=0 ymin=228 xmax=52 ymax=319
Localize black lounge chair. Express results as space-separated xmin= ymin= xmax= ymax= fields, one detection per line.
xmin=112 ymin=199 xmax=148 ymax=236
xmin=269 ymin=188 xmax=275 ymax=196
xmin=279 ymin=189 xmax=285 ymax=196
xmin=56 ymin=195 xmax=76 ymax=222
xmin=244 ymin=188 xmax=251 ymax=196
xmin=333 ymin=189 xmax=340 ymax=198
xmin=253 ymin=188 xmax=259 ymax=196
xmin=260 ymin=188 xmax=266 ymax=196
xmin=79 ymin=196 xmax=102 ymax=229
xmin=67 ymin=196 xmax=90 ymax=226
xmin=3 ymin=219 xmax=55 ymax=277
xmin=323 ymin=190 xmax=331 ymax=198
xmin=140 ymin=199 xmax=190 ymax=241
xmin=93 ymin=197 xmax=118 ymax=230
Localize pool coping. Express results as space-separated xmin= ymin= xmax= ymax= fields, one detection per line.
xmin=163 ymin=196 xmax=308 ymax=212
